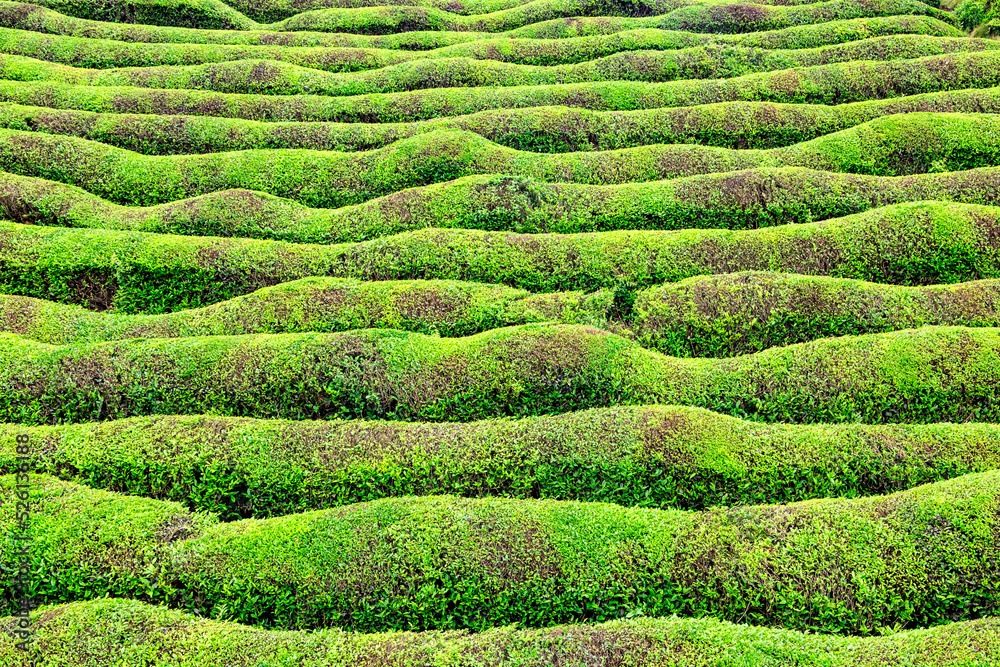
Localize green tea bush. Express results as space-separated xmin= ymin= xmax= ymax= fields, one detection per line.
xmin=0 ymin=6 xmax=963 ymax=52
xmin=0 ymin=323 xmax=998 ymax=424
xmin=957 ymin=0 xmax=988 ymax=30
xmin=7 ymin=165 xmax=1000 ymax=243
xmin=0 ymin=20 xmax=968 ymax=70
xmin=8 ymin=86 xmax=1000 ymax=155
xmin=2 ymin=405 xmax=998 ymax=517
xmin=3 ymin=50 xmax=999 ymax=122
xmin=2 ymin=598 xmax=998 ymax=667
xmin=3 ymin=113 xmax=1000 ymax=207
xmin=3 ymin=472 xmax=998 ymax=633
xmin=2 ymin=273 xmax=999 ymax=357
xmin=2 ymin=35 xmax=995 ymax=94
xmin=13 ymin=0 xmax=953 ymax=32
xmin=272 ymin=0 xmax=953 ymax=35
xmin=2 ymin=201 xmax=998 ymax=311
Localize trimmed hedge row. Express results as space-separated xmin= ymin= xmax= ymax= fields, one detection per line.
xmin=0 ymin=0 xmax=495 ymax=48
xmin=0 ymin=276 xmax=558 ymax=342
xmin=2 ymin=37 xmax=996 ymax=98
xmin=4 ymin=0 xmax=859 ymax=32
xmin=271 ymin=0 xmax=953 ymax=36
xmin=632 ymin=272 xmax=1000 ymax=355
xmin=7 ymin=86 xmax=1000 ymax=154
xmin=228 ymin=0 xmax=614 ymax=21
xmin=233 ymin=0 xmax=837 ymax=24
xmin=1 ymin=200 xmax=998 ymax=312
xmin=2 ymin=470 xmax=998 ymax=633
xmin=16 ymin=0 xmax=953 ymax=33
xmin=2 ymin=405 xmax=999 ymax=517
xmin=7 ymin=165 xmax=1000 ymax=242
xmin=0 ymin=5 xmax=963 ymax=52
xmin=3 ymin=32 xmax=988 ymax=83
xmin=3 ymin=272 xmax=1000 ymax=358
xmin=20 ymin=0 xmax=259 ymax=29
xmin=4 ymin=113 xmax=1000 ymax=207
xmin=2 ymin=600 xmax=998 ymax=667
xmin=0 ymin=16 xmax=968 ymax=72
xmin=1 ymin=323 xmax=999 ymax=424
xmin=2 ymin=51 xmax=998 ymax=122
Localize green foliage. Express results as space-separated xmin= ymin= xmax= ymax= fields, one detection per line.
xmin=2 ymin=472 xmax=998 ymax=634
xmin=0 ymin=0 xmax=997 ymax=654
xmin=2 ymin=201 xmax=999 ymax=312
xmin=0 ymin=323 xmax=998 ymax=425
xmin=272 ymin=0 xmax=955 ymax=35
xmin=9 ymin=162 xmax=1000 ymax=243
xmin=3 ymin=114 xmax=1000 ymax=208
xmin=0 ymin=18 xmax=968 ymax=71
xmin=1 ymin=406 xmax=998 ymax=519
xmin=3 ymin=272 xmax=1000 ymax=357
xmin=3 ymin=598 xmax=999 ymax=666
xmin=1 ymin=33 xmax=990 ymax=89
xmin=6 ymin=0 xmax=954 ymax=32
xmin=3 ymin=48 xmax=999 ymax=123
xmin=0 ymin=4 xmax=965 ymax=52
xmin=956 ymin=0 xmax=988 ymax=30
xmin=7 ymin=85 xmax=1000 ymax=155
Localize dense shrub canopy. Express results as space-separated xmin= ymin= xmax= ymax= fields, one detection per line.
xmin=2 ymin=0 xmax=1000 ymax=662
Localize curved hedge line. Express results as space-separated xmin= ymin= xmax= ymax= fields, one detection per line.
xmin=4 ymin=114 xmax=1000 ymax=207
xmin=6 ymin=87 xmax=1000 ymax=154
xmin=631 ymin=273 xmax=1000 ymax=355
xmin=2 ymin=51 xmax=998 ymax=123
xmin=3 ymin=600 xmax=998 ymax=667
xmin=14 ymin=0 xmax=952 ymax=33
xmin=7 ymin=166 xmax=1000 ymax=242
xmin=5 ymin=0 xmax=860 ymax=31
xmin=272 ymin=0 xmax=953 ymax=36
xmin=2 ymin=201 xmax=998 ymax=312
xmin=3 ymin=405 xmax=999 ymax=517
xmin=20 ymin=0 xmax=259 ymax=29
xmin=2 ymin=37 xmax=995 ymax=98
xmin=0 ymin=6 xmax=963 ymax=53
xmin=2 ymin=470 xmax=998 ymax=633
xmin=3 ymin=36 xmax=991 ymax=92
xmin=3 ymin=272 xmax=1000 ymax=358
xmin=0 ymin=276 xmax=557 ymax=342
xmin=1 ymin=323 xmax=999 ymax=424
xmin=240 ymin=0 xmax=843 ymax=25
xmin=0 ymin=20 xmax=968 ymax=70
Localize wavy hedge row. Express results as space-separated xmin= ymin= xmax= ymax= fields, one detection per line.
xmin=0 ymin=8 xmax=963 ymax=54
xmin=236 ymin=0 xmax=838 ymax=25
xmin=2 ymin=470 xmax=998 ymax=633
xmin=3 ymin=50 xmax=998 ymax=123
xmin=7 ymin=165 xmax=1000 ymax=243
xmin=631 ymin=272 xmax=1000 ymax=354
xmin=3 ymin=272 xmax=1000 ymax=358
xmin=2 ymin=200 xmax=998 ymax=311
xmin=16 ymin=0 xmax=952 ymax=33
xmin=2 ymin=323 xmax=1000 ymax=424
xmin=3 ymin=37 xmax=995 ymax=99
xmin=3 ymin=0 xmax=838 ymax=32
xmin=272 ymin=0 xmax=953 ymax=36
xmin=3 ymin=404 xmax=999 ymax=517
xmin=0 ymin=276 xmax=557 ymax=342
xmin=4 ymin=114 xmax=1000 ymax=207
xmin=0 ymin=23 xmax=974 ymax=74
xmin=23 ymin=0 xmax=258 ymax=29
xmin=2 ymin=599 xmax=997 ymax=667
xmin=7 ymin=86 xmax=1000 ymax=154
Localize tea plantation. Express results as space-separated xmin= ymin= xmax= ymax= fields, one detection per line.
xmin=0 ymin=0 xmax=999 ymax=663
